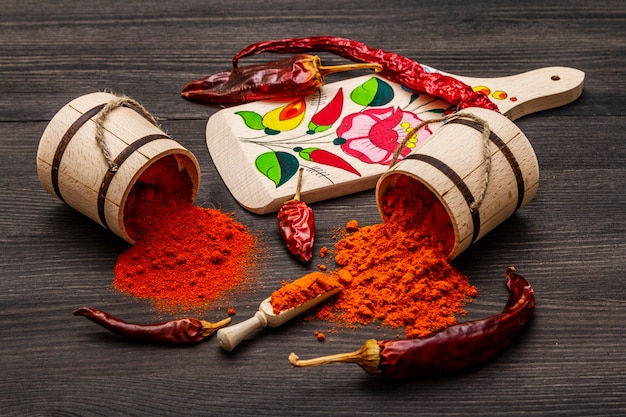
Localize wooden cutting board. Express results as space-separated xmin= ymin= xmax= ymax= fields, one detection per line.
xmin=205 ymin=66 xmax=584 ymax=214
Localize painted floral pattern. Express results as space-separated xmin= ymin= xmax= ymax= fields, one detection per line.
xmin=336 ymin=107 xmax=432 ymax=165
xmin=232 ymin=76 xmax=449 ymax=187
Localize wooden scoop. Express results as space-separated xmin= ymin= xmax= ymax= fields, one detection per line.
xmin=206 ymin=66 xmax=584 ymax=214
xmin=217 ymin=288 xmax=340 ymax=351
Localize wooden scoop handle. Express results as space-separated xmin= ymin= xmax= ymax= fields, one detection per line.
xmin=217 ymin=309 xmax=269 ymax=352
xmin=217 ymin=288 xmax=341 ymax=351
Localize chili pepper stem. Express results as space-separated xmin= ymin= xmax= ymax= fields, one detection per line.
xmin=200 ymin=317 xmax=232 ymax=337
xmin=288 ymin=339 xmax=381 ymax=375
xmin=288 ymin=167 xmax=304 ymax=202
xmin=318 ymin=62 xmax=383 ymax=76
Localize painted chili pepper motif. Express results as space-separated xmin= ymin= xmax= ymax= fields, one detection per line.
xmin=307 ymin=88 xmax=344 ymax=134
xmin=181 ymin=54 xmax=381 ymax=104
xmin=232 ymin=36 xmax=499 ymax=112
xmin=289 ymin=267 xmax=534 ymax=379
xmin=73 ymin=307 xmax=231 ymax=345
xmin=277 ymin=168 xmax=315 ymax=262
xmin=295 ymin=147 xmax=361 ymax=177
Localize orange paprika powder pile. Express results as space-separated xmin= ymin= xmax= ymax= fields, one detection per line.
xmin=316 ymin=175 xmax=477 ymax=339
xmin=113 ymin=155 xmax=258 ymax=313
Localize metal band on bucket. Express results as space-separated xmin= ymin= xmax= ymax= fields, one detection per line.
xmin=51 ymin=103 xmax=107 ymax=202
xmin=96 ymin=133 xmax=171 ymax=230
xmin=447 ymin=118 xmax=526 ymax=212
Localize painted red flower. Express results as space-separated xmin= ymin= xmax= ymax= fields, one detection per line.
xmin=336 ymin=107 xmax=431 ymax=165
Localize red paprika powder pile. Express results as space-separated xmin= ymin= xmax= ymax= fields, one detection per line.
xmin=113 ymin=155 xmax=259 ymax=313
xmin=316 ymin=175 xmax=477 ymax=339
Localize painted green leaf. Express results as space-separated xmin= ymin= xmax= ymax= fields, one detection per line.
xmin=350 ymin=78 xmax=377 ymax=106
xmin=350 ymin=77 xmax=394 ymax=107
xmin=235 ymin=110 xmax=265 ymax=130
xmin=255 ymin=151 xmax=299 ymax=187
xmin=295 ymin=146 xmax=316 ymax=161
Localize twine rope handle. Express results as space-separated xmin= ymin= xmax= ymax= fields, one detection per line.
xmin=390 ymin=111 xmax=492 ymax=212
xmin=94 ymin=94 xmax=161 ymax=173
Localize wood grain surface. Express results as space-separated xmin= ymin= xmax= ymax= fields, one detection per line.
xmin=1 ymin=1 xmax=625 ymax=416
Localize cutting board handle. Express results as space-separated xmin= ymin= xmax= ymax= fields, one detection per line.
xmin=449 ymin=66 xmax=585 ymax=120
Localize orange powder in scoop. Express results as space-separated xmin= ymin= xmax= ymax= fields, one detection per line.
xmin=270 ymin=270 xmax=350 ymax=314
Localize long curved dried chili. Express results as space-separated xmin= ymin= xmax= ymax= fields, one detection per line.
xmin=233 ymin=36 xmax=499 ymax=112
xmin=73 ymin=307 xmax=231 ymax=345
xmin=181 ymin=54 xmax=381 ymax=104
xmin=289 ymin=267 xmax=534 ymax=379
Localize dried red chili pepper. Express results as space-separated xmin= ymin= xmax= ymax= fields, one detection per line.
xmin=181 ymin=54 xmax=381 ymax=104
xmin=232 ymin=36 xmax=499 ymax=112
xmin=277 ymin=167 xmax=315 ymax=262
xmin=289 ymin=267 xmax=534 ymax=379
xmin=73 ymin=307 xmax=231 ymax=345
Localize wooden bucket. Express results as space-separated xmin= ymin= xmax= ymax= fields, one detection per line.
xmin=376 ymin=107 xmax=539 ymax=260
xmin=37 ymin=92 xmax=200 ymax=244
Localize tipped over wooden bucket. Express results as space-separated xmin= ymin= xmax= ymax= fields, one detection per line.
xmin=37 ymin=92 xmax=200 ymax=243
xmin=376 ymin=107 xmax=539 ymax=260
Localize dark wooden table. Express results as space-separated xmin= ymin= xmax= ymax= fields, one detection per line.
xmin=2 ymin=1 xmax=625 ymax=416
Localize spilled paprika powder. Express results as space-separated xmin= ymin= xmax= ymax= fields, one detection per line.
xmin=113 ymin=155 xmax=259 ymax=313
xmin=315 ymin=175 xmax=477 ymax=339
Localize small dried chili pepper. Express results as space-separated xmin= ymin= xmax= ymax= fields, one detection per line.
xmin=73 ymin=307 xmax=231 ymax=345
xmin=232 ymin=36 xmax=499 ymax=112
xmin=181 ymin=54 xmax=381 ymax=104
xmin=277 ymin=167 xmax=315 ymax=262
xmin=288 ymin=267 xmax=534 ymax=379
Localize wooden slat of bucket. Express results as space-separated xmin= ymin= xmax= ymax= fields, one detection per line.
xmin=477 ymin=130 xmax=539 ymax=240
xmin=37 ymin=103 xmax=92 ymax=198
xmin=38 ymin=93 xmax=122 ymax=198
xmin=38 ymin=98 xmax=107 ymax=215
